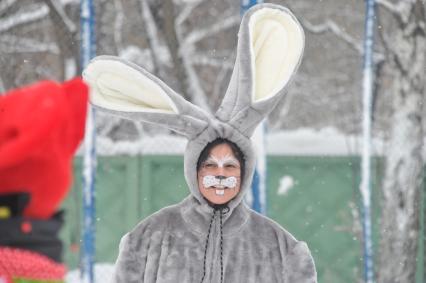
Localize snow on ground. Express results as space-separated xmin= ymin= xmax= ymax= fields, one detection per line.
xmin=65 ymin=263 xmax=115 ymax=283
xmin=277 ymin=175 xmax=295 ymax=196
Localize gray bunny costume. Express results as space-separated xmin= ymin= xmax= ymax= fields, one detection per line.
xmin=83 ymin=4 xmax=317 ymax=282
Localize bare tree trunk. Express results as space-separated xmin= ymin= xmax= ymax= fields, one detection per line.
xmin=378 ymin=1 xmax=426 ymax=282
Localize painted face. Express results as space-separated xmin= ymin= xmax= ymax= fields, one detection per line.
xmin=197 ymin=143 xmax=241 ymax=205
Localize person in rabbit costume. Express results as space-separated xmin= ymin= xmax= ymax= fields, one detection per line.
xmin=84 ymin=3 xmax=317 ymax=283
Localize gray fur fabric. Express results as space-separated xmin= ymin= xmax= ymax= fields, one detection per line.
xmin=83 ymin=3 xmax=317 ymax=282
xmin=115 ymin=196 xmax=317 ymax=283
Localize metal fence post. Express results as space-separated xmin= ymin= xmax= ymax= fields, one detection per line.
xmin=80 ymin=0 xmax=96 ymax=282
xmin=360 ymin=0 xmax=376 ymax=282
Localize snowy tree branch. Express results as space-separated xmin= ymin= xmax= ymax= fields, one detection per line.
xmin=376 ymin=12 xmax=392 ymax=57
xmin=43 ymin=0 xmax=76 ymax=33
xmin=301 ymin=18 xmax=385 ymax=63
xmin=0 ymin=0 xmax=16 ymax=15
xmin=182 ymin=14 xmax=240 ymax=47
xmin=0 ymin=4 xmax=48 ymax=33
xmin=35 ymin=65 xmax=56 ymax=79
xmin=190 ymin=53 xmax=234 ymax=68
xmin=0 ymin=35 xmax=59 ymax=54
xmin=140 ymin=0 xmax=167 ymax=77
xmin=176 ymin=0 xmax=204 ymax=26
xmin=161 ymin=0 xmax=210 ymax=110
xmin=376 ymin=0 xmax=405 ymax=19
xmin=114 ymin=0 xmax=124 ymax=52
xmin=98 ymin=115 xmax=123 ymax=137
xmin=179 ymin=45 xmax=210 ymax=110
xmin=212 ymin=62 xmax=231 ymax=104
xmin=59 ymin=0 xmax=79 ymax=6
xmin=41 ymin=0 xmax=78 ymax=79
xmin=301 ymin=18 xmax=363 ymax=54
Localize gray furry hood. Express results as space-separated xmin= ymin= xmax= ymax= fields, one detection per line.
xmin=83 ymin=3 xmax=317 ymax=283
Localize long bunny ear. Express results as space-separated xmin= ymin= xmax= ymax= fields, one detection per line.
xmin=215 ymin=4 xmax=305 ymax=136
xmin=83 ymin=56 xmax=209 ymax=138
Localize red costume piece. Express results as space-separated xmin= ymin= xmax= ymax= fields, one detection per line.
xmin=0 ymin=79 xmax=88 ymax=219
xmin=0 ymin=247 xmax=66 ymax=283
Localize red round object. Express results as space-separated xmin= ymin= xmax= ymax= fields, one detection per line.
xmin=20 ymin=221 xmax=32 ymax=234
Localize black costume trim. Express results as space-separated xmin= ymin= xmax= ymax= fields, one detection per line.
xmin=0 ymin=210 xmax=64 ymax=262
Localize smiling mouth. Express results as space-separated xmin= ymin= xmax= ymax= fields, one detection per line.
xmin=212 ymin=185 xmax=226 ymax=189
xmin=210 ymin=185 xmax=228 ymax=196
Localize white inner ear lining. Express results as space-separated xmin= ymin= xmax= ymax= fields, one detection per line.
xmin=247 ymin=8 xmax=304 ymax=103
xmin=87 ymin=60 xmax=180 ymax=114
xmin=116 ymin=62 xmax=179 ymax=113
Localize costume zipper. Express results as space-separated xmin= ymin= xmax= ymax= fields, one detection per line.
xmin=200 ymin=209 xmax=216 ymax=283
xmin=208 ymin=216 xmax=217 ymax=283
xmin=208 ymin=209 xmax=225 ymax=283
xmin=200 ymin=207 xmax=226 ymax=283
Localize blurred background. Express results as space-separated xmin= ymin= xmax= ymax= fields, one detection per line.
xmin=0 ymin=0 xmax=425 ymax=282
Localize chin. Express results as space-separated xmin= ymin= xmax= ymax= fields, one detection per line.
xmin=205 ymin=191 xmax=238 ymax=205
xmin=209 ymin=197 xmax=230 ymax=205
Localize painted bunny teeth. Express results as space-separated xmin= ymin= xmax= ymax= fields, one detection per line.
xmin=215 ymin=189 xmax=225 ymax=196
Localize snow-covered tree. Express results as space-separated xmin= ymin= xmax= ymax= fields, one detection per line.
xmin=375 ymin=0 xmax=425 ymax=282
xmin=0 ymin=0 xmax=79 ymax=88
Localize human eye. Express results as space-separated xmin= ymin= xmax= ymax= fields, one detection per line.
xmin=224 ymin=162 xmax=239 ymax=169
xmin=203 ymin=162 xmax=216 ymax=168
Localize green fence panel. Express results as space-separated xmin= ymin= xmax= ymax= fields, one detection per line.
xmin=139 ymin=155 xmax=188 ymax=218
xmin=61 ymin=156 xmax=140 ymax=269
xmin=266 ymin=156 xmax=385 ymax=283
